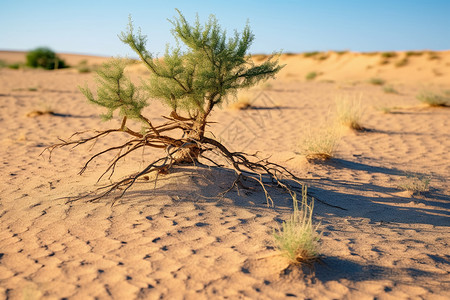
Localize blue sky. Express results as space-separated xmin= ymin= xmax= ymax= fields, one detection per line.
xmin=0 ymin=0 xmax=449 ymax=57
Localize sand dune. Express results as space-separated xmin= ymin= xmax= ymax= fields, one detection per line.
xmin=0 ymin=50 xmax=449 ymax=299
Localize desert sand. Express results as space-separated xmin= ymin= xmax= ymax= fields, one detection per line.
xmin=0 ymin=50 xmax=449 ymax=299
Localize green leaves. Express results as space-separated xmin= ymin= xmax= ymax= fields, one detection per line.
xmin=79 ymin=59 xmax=147 ymax=122
xmin=120 ymin=10 xmax=283 ymax=117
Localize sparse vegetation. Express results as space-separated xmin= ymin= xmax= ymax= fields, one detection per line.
xmin=8 ymin=62 xmax=22 ymax=69
xmin=428 ymin=52 xmax=440 ymax=60
xmin=405 ymin=51 xmax=424 ymax=57
xmin=395 ymin=58 xmax=408 ymax=67
xmin=303 ymin=51 xmax=320 ymax=58
xmin=26 ymin=47 xmax=67 ymax=70
xmin=375 ymin=106 xmax=393 ymax=114
xmin=416 ymin=90 xmax=450 ymax=107
xmin=383 ymin=85 xmax=398 ymax=94
xmin=76 ymin=60 xmax=91 ymax=73
xmin=299 ymin=126 xmax=340 ymax=161
xmin=305 ymin=71 xmax=318 ymax=81
xmin=273 ymin=186 xmax=321 ymax=265
xmin=397 ymin=173 xmax=431 ymax=194
xmin=368 ymin=77 xmax=385 ymax=86
xmin=336 ymin=94 xmax=365 ymax=130
xmin=381 ymin=52 xmax=397 ymax=58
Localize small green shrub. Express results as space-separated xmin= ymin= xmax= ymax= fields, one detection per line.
xmin=395 ymin=58 xmax=408 ymax=67
xmin=76 ymin=60 xmax=91 ymax=73
xmin=305 ymin=71 xmax=318 ymax=81
xmin=273 ymin=186 xmax=321 ymax=265
xmin=405 ymin=51 xmax=423 ymax=57
xmin=0 ymin=60 xmax=6 ymax=68
xmin=8 ymin=62 xmax=22 ymax=69
xmin=303 ymin=51 xmax=319 ymax=58
xmin=368 ymin=78 xmax=385 ymax=86
xmin=381 ymin=52 xmax=397 ymax=58
xmin=416 ymin=91 xmax=450 ymax=107
xmin=26 ymin=47 xmax=67 ymax=70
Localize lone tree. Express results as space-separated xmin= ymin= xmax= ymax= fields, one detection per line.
xmin=46 ymin=10 xmax=300 ymax=206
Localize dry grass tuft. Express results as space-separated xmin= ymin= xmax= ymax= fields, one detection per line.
xmin=229 ymin=95 xmax=252 ymax=110
xmin=273 ymin=186 xmax=321 ymax=265
xmin=416 ymin=91 xmax=450 ymax=107
xmin=299 ymin=126 xmax=341 ymax=161
xmin=397 ymin=173 xmax=431 ymax=194
xmin=336 ymin=94 xmax=365 ymax=130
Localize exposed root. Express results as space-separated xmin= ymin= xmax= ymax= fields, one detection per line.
xmin=42 ymin=126 xmax=310 ymax=207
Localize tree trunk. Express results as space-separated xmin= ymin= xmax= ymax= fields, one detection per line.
xmin=173 ymin=113 xmax=207 ymax=163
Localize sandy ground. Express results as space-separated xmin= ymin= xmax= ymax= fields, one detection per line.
xmin=0 ymin=51 xmax=449 ymax=299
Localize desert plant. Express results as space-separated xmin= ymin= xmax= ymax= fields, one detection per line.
xmin=383 ymin=85 xmax=398 ymax=94
xmin=381 ymin=52 xmax=397 ymax=58
xmin=416 ymin=91 xmax=450 ymax=107
xmin=395 ymin=58 xmax=408 ymax=67
xmin=8 ymin=62 xmax=22 ymax=69
xmin=273 ymin=185 xmax=321 ymax=265
xmin=336 ymin=94 xmax=365 ymax=130
xmin=368 ymin=77 xmax=385 ymax=86
xmin=397 ymin=173 xmax=431 ymax=194
xmin=76 ymin=60 xmax=91 ymax=73
xmin=26 ymin=47 xmax=66 ymax=70
xmin=44 ymin=10 xmax=302 ymax=206
xmin=405 ymin=51 xmax=423 ymax=57
xmin=303 ymin=51 xmax=319 ymax=58
xmin=299 ymin=126 xmax=340 ymax=161
xmin=305 ymin=71 xmax=318 ymax=81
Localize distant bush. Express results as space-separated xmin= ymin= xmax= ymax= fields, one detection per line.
xmin=368 ymin=77 xmax=385 ymax=86
xmin=395 ymin=58 xmax=408 ymax=67
xmin=416 ymin=90 xmax=450 ymax=107
xmin=8 ymin=63 xmax=22 ymax=69
xmin=26 ymin=47 xmax=67 ymax=70
xmin=305 ymin=71 xmax=318 ymax=81
xmin=76 ymin=60 xmax=91 ymax=73
xmin=383 ymin=85 xmax=398 ymax=94
xmin=381 ymin=52 xmax=397 ymax=58
xmin=405 ymin=51 xmax=423 ymax=57
xmin=303 ymin=51 xmax=320 ymax=58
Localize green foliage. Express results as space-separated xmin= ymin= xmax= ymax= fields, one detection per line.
xmin=273 ymin=186 xmax=321 ymax=264
xmin=305 ymin=71 xmax=318 ymax=81
xmin=368 ymin=77 xmax=385 ymax=85
xmin=405 ymin=51 xmax=423 ymax=57
xmin=8 ymin=62 xmax=22 ymax=69
xmin=26 ymin=47 xmax=66 ymax=70
xmin=303 ymin=51 xmax=319 ymax=58
xmin=381 ymin=51 xmax=397 ymax=58
xmin=79 ymin=59 xmax=147 ymax=121
xmin=118 ymin=10 xmax=283 ymax=116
